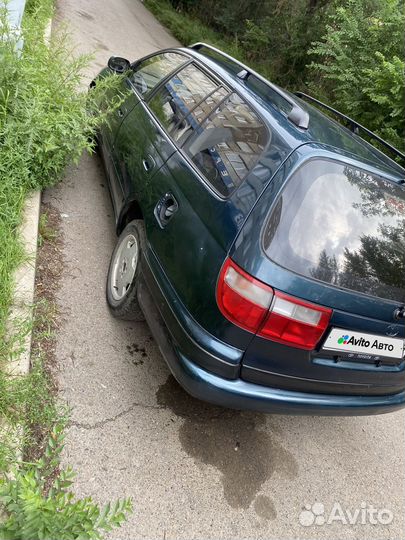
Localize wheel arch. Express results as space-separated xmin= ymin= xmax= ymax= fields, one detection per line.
xmin=117 ymin=199 xmax=144 ymax=235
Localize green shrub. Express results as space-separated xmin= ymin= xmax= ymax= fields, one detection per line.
xmin=144 ymin=0 xmax=272 ymax=77
xmin=0 ymin=424 xmax=132 ymax=540
xmin=308 ymin=0 xmax=405 ymax=151
xmin=0 ymin=4 xmax=131 ymax=538
xmin=0 ymin=3 xmax=123 ymax=341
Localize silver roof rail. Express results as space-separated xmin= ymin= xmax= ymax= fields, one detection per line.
xmin=189 ymin=42 xmax=309 ymax=130
xmin=296 ymin=92 xmax=405 ymax=167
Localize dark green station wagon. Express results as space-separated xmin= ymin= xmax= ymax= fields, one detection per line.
xmin=92 ymin=43 xmax=405 ymax=415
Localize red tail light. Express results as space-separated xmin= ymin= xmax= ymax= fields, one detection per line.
xmin=217 ymin=259 xmax=332 ymax=350
xmin=258 ymin=290 xmax=332 ymax=350
xmin=217 ymin=259 xmax=273 ymax=333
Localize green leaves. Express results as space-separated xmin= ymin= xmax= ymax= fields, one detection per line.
xmin=308 ymin=0 xmax=405 ymax=151
xmin=0 ymin=424 xmax=133 ymax=540
xmin=0 ymin=2 xmax=124 ymax=340
xmin=0 ymin=0 xmax=124 ymax=404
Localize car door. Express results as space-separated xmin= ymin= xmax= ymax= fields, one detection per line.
xmin=113 ymin=59 xmax=227 ymax=218
xmin=141 ymin=65 xmax=271 ymax=330
xmin=100 ymin=88 xmax=140 ymax=214
xmin=103 ymin=51 xmax=189 ymax=218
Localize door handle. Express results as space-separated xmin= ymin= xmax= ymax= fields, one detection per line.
xmin=117 ymin=108 xmax=125 ymax=117
xmin=142 ymin=155 xmax=155 ymax=173
xmin=154 ymin=193 xmax=179 ymax=228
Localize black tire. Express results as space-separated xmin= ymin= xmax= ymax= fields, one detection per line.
xmin=106 ymin=219 xmax=145 ymax=321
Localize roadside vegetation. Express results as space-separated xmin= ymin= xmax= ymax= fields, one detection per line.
xmin=145 ymin=0 xmax=405 ymax=152
xmin=0 ymin=1 xmax=131 ymax=537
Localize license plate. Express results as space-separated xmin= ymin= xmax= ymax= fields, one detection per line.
xmin=322 ymin=328 xmax=405 ymax=360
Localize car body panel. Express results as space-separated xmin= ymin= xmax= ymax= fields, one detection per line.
xmin=142 ymin=246 xmax=243 ymax=378
xmin=110 ymin=90 xmax=251 ymax=348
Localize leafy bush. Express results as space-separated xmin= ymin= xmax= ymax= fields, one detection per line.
xmin=308 ymin=0 xmax=405 ymax=150
xmin=158 ymin=0 xmax=333 ymax=86
xmin=0 ymin=424 xmax=132 ymax=540
xmin=0 ymin=4 xmax=131 ymax=538
xmin=0 ymin=3 xmax=122 ymax=340
xmin=0 ymin=0 xmax=122 ymax=453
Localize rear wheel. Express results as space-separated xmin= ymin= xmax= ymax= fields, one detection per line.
xmin=106 ymin=220 xmax=145 ymax=321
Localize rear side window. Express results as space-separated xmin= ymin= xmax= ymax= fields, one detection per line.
xmin=263 ymin=159 xmax=405 ymax=302
xmin=183 ymin=93 xmax=268 ymax=197
xmin=171 ymin=86 xmax=229 ymax=145
xmin=148 ymin=64 xmax=221 ymax=134
xmin=130 ymin=52 xmax=187 ymax=96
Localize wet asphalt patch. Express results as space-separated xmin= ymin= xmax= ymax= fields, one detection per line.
xmin=156 ymin=375 xmax=298 ymax=517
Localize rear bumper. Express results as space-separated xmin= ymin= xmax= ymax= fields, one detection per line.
xmin=165 ymin=350 xmax=405 ymax=415
xmin=139 ymin=251 xmax=405 ymax=416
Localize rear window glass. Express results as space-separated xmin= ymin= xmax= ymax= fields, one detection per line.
xmin=243 ymin=75 xmax=292 ymax=116
xmin=196 ymin=47 xmax=242 ymax=77
xmin=263 ymin=159 xmax=405 ymax=302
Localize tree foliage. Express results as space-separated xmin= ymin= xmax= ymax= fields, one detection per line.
xmin=308 ymin=0 xmax=405 ymax=150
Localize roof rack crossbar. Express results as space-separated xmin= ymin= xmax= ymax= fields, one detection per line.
xmin=295 ymin=91 xmax=405 ymax=164
xmin=189 ymin=42 xmax=309 ymax=130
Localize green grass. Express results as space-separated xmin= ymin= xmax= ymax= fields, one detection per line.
xmin=146 ymin=0 xmax=236 ymax=49
xmin=0 ymin=0 xmax=123 ymax=365
xmin=38 ymin=212 xmax=57 ymax=247
xmin=0 ymin=199 xmax=25 ymax=351
xmin=0 ymin=0 xmax=121 ymax=413
xmin=0 ymin=2 xmax=133 ymax=536
xmin=0 ymin=4 xmax=59 ymax=468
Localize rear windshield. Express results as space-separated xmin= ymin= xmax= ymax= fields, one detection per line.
xmin=263 ymin=159 xmax=405 ymax=302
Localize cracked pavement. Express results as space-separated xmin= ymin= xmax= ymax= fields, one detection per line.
xmin=70 ymin=401 xmax=166 ymax=431
xmin=43 ymin=1 xmax=405 ymax=538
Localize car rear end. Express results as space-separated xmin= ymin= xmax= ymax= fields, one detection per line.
xmin=218 ymin=148 xmax=405 ymax=413
xmin=141 ymin=146 xmax=405 ymax=415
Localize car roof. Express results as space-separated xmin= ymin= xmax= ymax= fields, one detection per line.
xmin=181 ymin=46 xmax=405 ymax=181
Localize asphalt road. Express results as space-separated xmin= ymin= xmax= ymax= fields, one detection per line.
xmin=46 ymin=1 xmax=405 ymax=538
